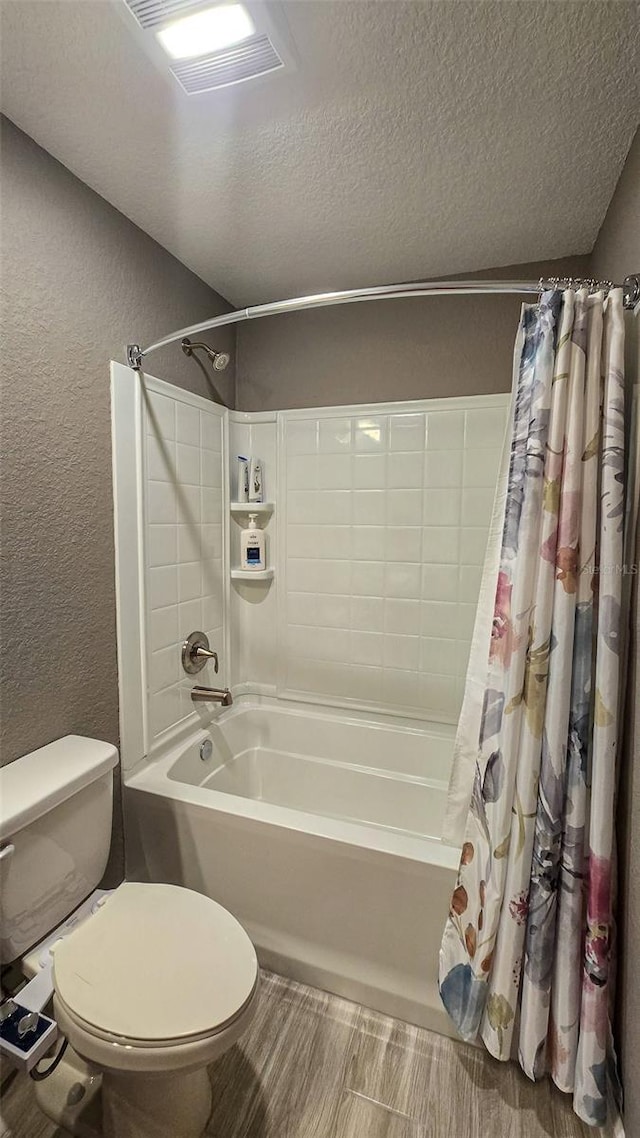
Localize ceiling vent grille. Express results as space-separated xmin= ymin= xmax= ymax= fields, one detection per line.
xmin=125 ymin=0 xmax=206 ymax=30
xmin=170 ymin=33 xmax=284 ymax=93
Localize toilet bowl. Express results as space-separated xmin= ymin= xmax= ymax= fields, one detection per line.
xmin=36 ymin=881 xmax=259 ymax=1138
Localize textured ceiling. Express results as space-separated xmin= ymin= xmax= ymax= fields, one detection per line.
xmin=1 ymin=0 xmax=638 ymax=305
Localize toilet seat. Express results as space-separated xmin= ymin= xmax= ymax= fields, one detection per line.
xmin=52 ymin=882 xmax=259 ymax=1048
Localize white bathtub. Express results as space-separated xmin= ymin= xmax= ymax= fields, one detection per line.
xmin=124 ymin=699 xmax=460 ymax=1034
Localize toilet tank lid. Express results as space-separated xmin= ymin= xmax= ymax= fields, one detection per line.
xmin=0 ymin=736 xmax=118 ymax=841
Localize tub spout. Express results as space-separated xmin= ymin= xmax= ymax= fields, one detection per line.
xmin=191 ymin=686 xmax=233 ymax=707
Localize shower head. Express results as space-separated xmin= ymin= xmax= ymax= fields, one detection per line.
xmin=181 ymin=338 xmax=230 ymax=371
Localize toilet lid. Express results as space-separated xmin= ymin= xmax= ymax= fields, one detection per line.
xmin=52 ymin=883 xmax=258 ymax=1042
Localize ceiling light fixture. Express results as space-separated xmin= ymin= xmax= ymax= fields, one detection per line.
xmin=156 ymin=3 xmax=255 ymax=60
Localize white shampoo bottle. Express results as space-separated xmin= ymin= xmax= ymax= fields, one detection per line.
xmin=240 ymin=513 xmax=266 ymax=571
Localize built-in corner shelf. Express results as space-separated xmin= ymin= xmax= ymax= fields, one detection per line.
xmin=230 ymin=502 xmax=274 ymax=516
xmin=230 ymin=567 xmax=275 ymax=582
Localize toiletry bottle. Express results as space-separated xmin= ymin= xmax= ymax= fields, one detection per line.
xmin=240 ymin=513 xmax=266 ymax=571
xmin=237 ymin=456 xmax=250 ymax=503
xmin=249 ymin=458 xmax=263 ymax=503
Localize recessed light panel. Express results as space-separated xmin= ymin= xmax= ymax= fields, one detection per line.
xmin=156 ymin=4 xmax=255 ymax=60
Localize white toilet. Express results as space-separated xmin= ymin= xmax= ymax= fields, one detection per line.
xmin=0 ymin=735 xmax=259 ymax=1138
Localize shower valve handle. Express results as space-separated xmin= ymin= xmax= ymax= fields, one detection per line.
xmin=181 ymin=631 xmax=219 ymax=675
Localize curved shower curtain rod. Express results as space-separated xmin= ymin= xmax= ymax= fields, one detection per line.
xmin=126 ymin=273 xmax=640 ymax=370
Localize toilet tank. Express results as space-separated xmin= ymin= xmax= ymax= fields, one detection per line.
xmin=0 ymin=736 xmax=118 ymax=963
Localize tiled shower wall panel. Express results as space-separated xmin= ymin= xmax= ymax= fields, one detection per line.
xmin=279 ymin=396 xmax=509 ymax=722
xmin=143 ymin=385 xmax=226 ymax=742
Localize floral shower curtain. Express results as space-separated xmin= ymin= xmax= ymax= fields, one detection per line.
xmin=438 ymin=287 xmax=626 ymax=1127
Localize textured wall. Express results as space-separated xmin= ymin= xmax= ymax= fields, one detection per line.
xmin=235 ymin=258 xmax=590 ymax=411
xmin=590 ymin=126 xmax=640 ymax=1138
xmin=0 ymin=117 xmax=235 ymax=875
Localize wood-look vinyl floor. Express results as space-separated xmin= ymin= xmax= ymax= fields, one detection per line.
xmin=0 ymin=970 xmax=595 ymax=1138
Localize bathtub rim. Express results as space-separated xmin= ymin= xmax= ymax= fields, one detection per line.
xmin=124 ymin=698 xmax=461 ymax=872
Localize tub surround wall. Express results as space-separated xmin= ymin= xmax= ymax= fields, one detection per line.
xmin=228 ymin=396 xmax=508 ymax=721
xmin=0 ymin=117 xmax=235 ymax=777
xmin=112 ymin=366 xmax=227 ymax=768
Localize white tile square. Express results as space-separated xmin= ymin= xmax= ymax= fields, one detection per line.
xmin=288 ymin=490 xmax=315 ymax=524
xmin=317 ymin=454 xmax=352 ymax=489
xmin=460 ymin=528 xmax=489 ymax=565
xmin=457 ymin=487 xmax=494 ymax=525
xmin=387 ymin=452 xmax=423 ymax=489
xmin=343 ymin=665 xmax=383 ymax=704
xmin=316 ymin=491 xmax=352 ymax=525
xmin=319 ymin=418 xmax=353 ymax=452
xmin=385 ymin=527 xmax=422 ymax=562
xmin=175 ymin=443 xmax=200 ymax=486
xmin=150 ymin=645 xmax=179 ymax=693
xmin=419 ymin=673 xmax=460 ymax=718
xmin=176 ymin=484 xmax=201 ymax=525
xmin=288 ymin=455 xmax=318 ymax=490
xmin=351 ymin=630 xmax=384 ymax=667
xmin=386 ymin=489 xmax=423 ymax=526
xmin=178 ymin=599 xmax=202 ymax=638
xmin=313 ymin=593 xmax=351 ymax=629
xmin=389 ymin=413 xmax=426 ymax=452
xmin=422 ymin=527 xmax=460 ymax=564
xmin=286 ymin=559 xmax=315 ymax=592
xmin=147 ymin=436 xmax=176 ymax=482
xmin=354 ymin=416 xmax=388 ymax=452
xmin=148 ymin=480 xmax=176 ymax=525
xmin=201 ymin=449 xmax=222 ymax=488
xmin=315 ymin=560 xmax=352 ymax=594
xmin=420 ymin=637 xmax=458 ymax=676
xmin=200 ymin=411 xmax=221 ymax=452
xmin=458 ymin=603 xmax=478 ymax=639
xmin=149 ymin=565 xmax=177 ymax=610
xmin=176 ymin=401 xmax=200 ymax=446
xmin=201 ymin=524 xmax=223 ymax=559
xmin=353 ymin=490 xmax=385 ymax=525
xmin=148 ymin=524 xmax=177 ymax=567
xmin=352 ymin=561 xmax=386 ymax=597
xmin=381 ymin=669 xmax=421 ymax=709
xmin=424 ymin=451 xmax=463 ymax=488
xmin=384 ymin=634 xmax=420 ymax=671
xmin=202 ymin=556 xmax=223 ymax=594
xmin=385 ymin=562 xmax=422 ymax=599
xmin=149 ymin=605 xmax=178 ymax=652
xmin=353 ymin=526 xmax=385 ymax=561
xmin=288 ymin=525 xmax=321 ymax=559
xmin=288 ymin=657 xmax=329 ymax=693
xmin=286 ymin=419 xmax=319 ymax=455
xmin=353 ymin=454 xmax=386 ymax=489
xmin=420 ymin=600 xmax=459 ymax=638
xmin=421 ymin=563 xmax=458 ymax=602
xmin=463 ymin=448 xmax=501 ymax=487
xmin=314 ymin=626 xmax=351 ymax=662
xmin=146 ymin=393 xmax=175 ymax=439
xmin=201 ymin=488 xmax=222 ymax=525
xmin=318 ymin=526 xmax=352 ymax=559
xmin=459 ymin=564 xmax=482 ymax=602
xmin=426 ymin=411 xmax=464 ymax=450
xmin=465 ymin=406 xmax=507 ymax=448
xmin=177 ymin=524 xmax=200 ymax=564
xmin=351 ymin=595 xmax=384 ymax=632
xmin=422 ymin=489 xmax=461 ymax=526
xmin=150 ymin=685 xmax=181 ymax=737
xmin=202 ymin=593 xmax=223 ymax=630
xmin=178 ymin=561 xmax=201 ymax=603
xmin=384 ymin=598 xmax=421 ymax=635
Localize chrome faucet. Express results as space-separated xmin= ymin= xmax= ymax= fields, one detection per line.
xmin=191 ymin=686 xmax=233 ymax=707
